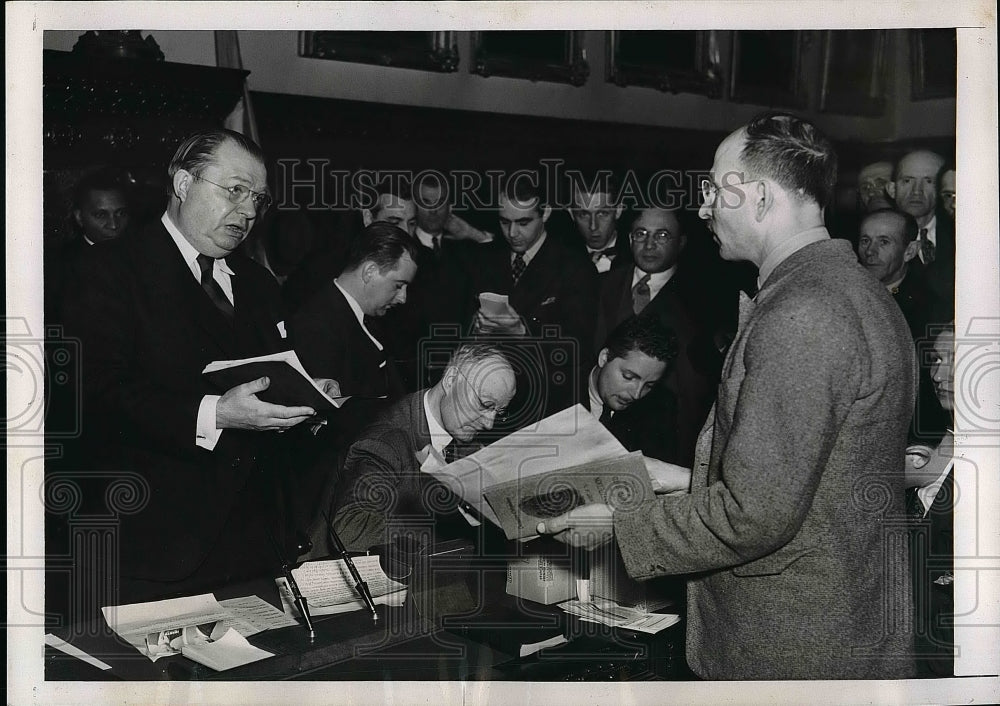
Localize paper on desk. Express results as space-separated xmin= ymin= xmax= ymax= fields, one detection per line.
xmin=276 ymin=555 xmax=407 ymax=617
xmin=45 ymin=633 xmax=112 ymax=670
xmin=217 ymin=595 xmax=299 ymax=636
xmin=101 ymin=594 xmax=233 ymax=661
xmin=429 ymin=405 xmax=629 ymax=528
xmin=558 ymin=598 xmax=680 ymax=634
xmin=181 ymin=627 xmax=273 ymax=671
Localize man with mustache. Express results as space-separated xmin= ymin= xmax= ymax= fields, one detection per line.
xmin=61 ymin=129 xmax=334 ymax=606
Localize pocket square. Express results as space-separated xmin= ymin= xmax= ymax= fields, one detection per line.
xmin=277 ymin=321 xmax=287 ymax=338
xmin=540 ymin=296 xmax=557 ymax=306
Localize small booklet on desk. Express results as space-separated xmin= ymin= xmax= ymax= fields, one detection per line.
xmin=202 ymin=349 xmax=349 ymax=413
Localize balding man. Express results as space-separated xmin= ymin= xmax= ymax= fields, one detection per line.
xmin=540 ymin=113 xmax=917 ymax=680
xmin=331 ymin=342 xmax=516 ymax=553
xmin=857 ymin=160 xmax=894 ymax=213
xmin=888 ymin=150 xmax=948 ymax=266
xmin=62 ymin=129 xmax=333 ymax=604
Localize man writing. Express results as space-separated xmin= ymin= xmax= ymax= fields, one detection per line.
xmin=539 ymin=113 xmax=917 ymax=680
xmin=62 ymin=129 xmax=335 ymax=604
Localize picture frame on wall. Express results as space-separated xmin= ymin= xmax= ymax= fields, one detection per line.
xmin=606 ymin=30 xmax=722 ymax=97
xmin=910 ymin=28 xmax=957 ymax=100
xmin=729 ymin=30 xmax=806 ymax=108
xmin=298 ymin=31 xmax=459 ymax=73
xmin=819 ymin=30 xmax=889 ymax=116
xmin=470 ymin=31 xmax=589 ymax=86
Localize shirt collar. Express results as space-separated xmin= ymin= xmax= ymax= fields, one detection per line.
xmin=333 ymin=279 xmax=366 ymax=327
xmin=587 ymin=365 xmax=605 ymax=420
xmin=415 ymin=226 xmax=440 ymax=249
xmin=161 ymin=212 xmax=235 ymax=276
xmin=587 ymin=235 xmax=617 ymax=254
xmin=512 ymin=231 xmax=547 ymax=266
xmin=422 ymin=390 xmax=453 ymax=453
xmin=757 ymin=226 xmax=829 ymax=290
xmin=334 ymin=279 xmax=384 ymax=350
xmin=632 ymin=265 xmax=676 ymax=288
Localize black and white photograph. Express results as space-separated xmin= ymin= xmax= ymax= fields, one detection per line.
xmin=7 ymin=2 xmax=999 ymax=704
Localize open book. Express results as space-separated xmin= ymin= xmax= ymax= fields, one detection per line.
xmin=202 ymin=349 xmax=348 ymax=413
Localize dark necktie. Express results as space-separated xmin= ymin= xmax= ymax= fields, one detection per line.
xmin=918 ymin=227 xmax=935 ymax=264
xmin=598 ymin=406 xmax=613 ymax=426
xmin=432 ymin=235 xmax=441 ymax=257
xmin=511 ymin=253 xmax=527 ymax=285
xmin=443 ymin=440 xmax=458 ymax=464
xmin=196 ymin=253 xmax=234 ymax=321
xmin=632 ymin=273 xmax=651 ymax=314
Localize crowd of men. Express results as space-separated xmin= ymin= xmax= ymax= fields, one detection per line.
xmin=47 ymin=112 xmax=958 ymax=680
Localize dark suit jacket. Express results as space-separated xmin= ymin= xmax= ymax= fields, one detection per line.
xmin=61 ymin=221 xmax=293 ymax=592
xmin=379 ymin=238 xmax=478 ymax=391
xmin=290 ymin=281 xmax=402 ymax=399
xmin=595 ymin=266 xmax=717 ymax=466
xmin=331 ymin=391 xmax=480 ymax=553
xmin=893 ymin=266 xmax=950 ymax=443
xmin=580 ymin=375 xmax=679 ymax=464
xmin=546 ymin=208 xmax=633 ymax=272
xmin=467 ymin=234 xmax=599 ymax=419
xmin=614 ymin=238 xmax=918 ymax=679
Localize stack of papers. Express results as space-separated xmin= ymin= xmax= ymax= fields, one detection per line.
xmin=101 ymin=593 xmax=298 ymax=666
xmin=558 ymin=598 xmax=680 ymax=634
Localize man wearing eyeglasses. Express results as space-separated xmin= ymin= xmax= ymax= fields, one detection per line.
xmin=592 ymin=207 xmax=715 ymax=466
xmin=331 ymin=342 xmax=516 ymax=553
xmin=539 ymin=113 xmax=917 ymax=680
xmin=61 ymin=129 xmax=337 ymax=607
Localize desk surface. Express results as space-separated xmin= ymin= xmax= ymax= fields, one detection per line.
xmin=45 ymin=575 xmax=690 ymax=682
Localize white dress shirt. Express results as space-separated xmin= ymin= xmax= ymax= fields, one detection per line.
xmin=161 ymin=212 xmax=236 ymax=452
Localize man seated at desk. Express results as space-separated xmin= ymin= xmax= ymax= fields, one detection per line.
xmin=330 ymin=342 xmax=516 ymax=554
xmin=587 ymin=312 xmax=685 ymax=469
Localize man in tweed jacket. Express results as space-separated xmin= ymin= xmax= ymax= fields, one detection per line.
xmin=539 ymin=113 xmax=917 ymax=680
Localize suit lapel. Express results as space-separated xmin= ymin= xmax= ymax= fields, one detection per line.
xmin=144 ymin=223 xmax=238 ymax=357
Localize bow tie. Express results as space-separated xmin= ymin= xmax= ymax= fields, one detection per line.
xmin=590 ymin=247 xmax=616 ymax=258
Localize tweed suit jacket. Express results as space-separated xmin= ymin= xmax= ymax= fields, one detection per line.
xmin=614 ymin=237 xmax=918 ymax=680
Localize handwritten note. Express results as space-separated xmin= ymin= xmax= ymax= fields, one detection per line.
xmin=217 ymin=595 xmax=299 ymax=636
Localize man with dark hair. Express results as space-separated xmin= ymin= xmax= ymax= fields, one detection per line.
xmin=290 ymin=221 xmax=418 ymax=398
xmin=585 ymin=314 xmax=683 ymax=468
xmin=60 ymin=129 xmax=333 ymax=606
xmin=593 ymin=206 xmax=716 ymax=466
xmin=363 ymin=182 xmax=416 ymax=236
xmin=567 ymin=171 xmax=630 ymax=273
xmin=540 ymin=113 xmax=917 ymax=680
xmin=469 ymin=173 xmax=598 ymax=418
xmin=332 ymin=342 xmax=516 ymax=553
xmin=71 ymin=167 xmax=133 ymax=244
